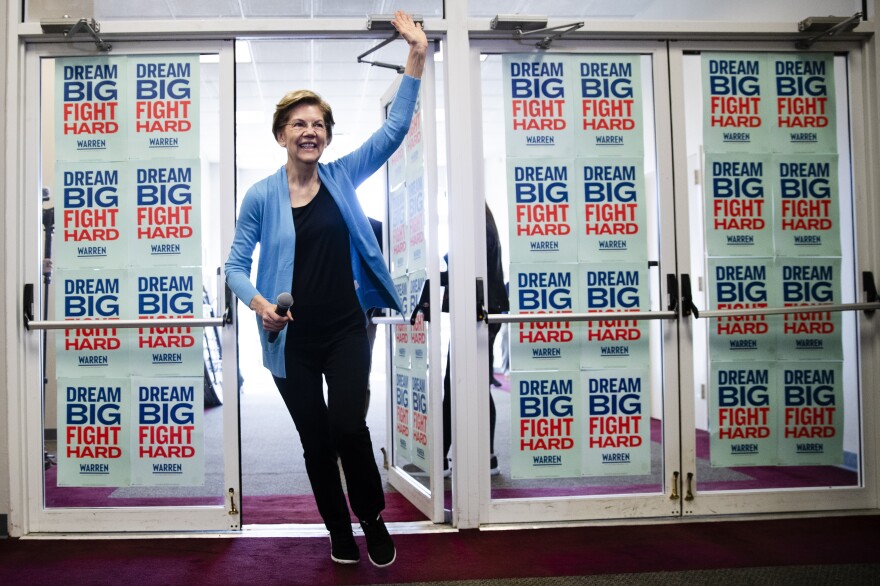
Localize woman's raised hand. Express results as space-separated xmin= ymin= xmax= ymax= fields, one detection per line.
xmin=391 ymin=10 xmax=428 ymax=52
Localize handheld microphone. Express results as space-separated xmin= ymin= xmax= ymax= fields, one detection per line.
xmin=267 ymin=292 xmax=293 ymax=343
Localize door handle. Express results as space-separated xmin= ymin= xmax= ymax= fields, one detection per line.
xmin=409 ymin=278 xmax=431 ymax=324
xmin=666 ymin=273 xmax=679 ymax=314
xmin=223 ymin=284 xmax=235 ymax=325
xmin=23 ymin=283 xmax=34 ymax=329
xmin=864 ymin=271 xmax=877 ymax=317
xmin=680 ymin=274 xmax=699 ymax=318
xmin=476 ymin=277 xmax=487 ymax=323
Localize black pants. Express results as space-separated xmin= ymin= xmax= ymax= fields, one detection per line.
xmin=273 ymin=326 xmax=384 ymax=531
xmin=442 ymin=322 xmax=500 ymax=458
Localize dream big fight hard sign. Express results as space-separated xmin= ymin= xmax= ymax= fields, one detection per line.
xmin=503 ymin=54 xmax=653 ymax=481
xmin=54 ymin=54 xmax=204 ymax=487
xmin=702 ymin=52 xmax=844 ymax=469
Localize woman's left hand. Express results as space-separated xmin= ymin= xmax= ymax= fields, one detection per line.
xmin=391 ymin=10 xmax=428 ymax=53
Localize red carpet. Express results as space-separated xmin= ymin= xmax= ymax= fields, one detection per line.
xmin=1 ymin=514 xmax=878 ymax=585
xmin=240 ymin=492 xmax=427 ymax=524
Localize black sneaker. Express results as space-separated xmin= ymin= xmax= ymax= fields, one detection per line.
xmin=329 ymin=528 xmax=360 ymax=564
xmin=359 ymin=515 xmax=396 ymax=567
xmin=490 ymin=454 xmax=500 ymax=476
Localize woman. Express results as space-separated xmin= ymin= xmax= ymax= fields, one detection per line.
xmin=224 ymin=11 xmax=427 ymax=567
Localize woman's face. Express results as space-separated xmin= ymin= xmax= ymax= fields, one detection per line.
xmin=278 ymin=103 xmax=329 ymax=165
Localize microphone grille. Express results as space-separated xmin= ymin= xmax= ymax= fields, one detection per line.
xmin=276 ymin=292 xmax=293 ymax=307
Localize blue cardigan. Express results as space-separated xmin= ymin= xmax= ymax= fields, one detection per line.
xmin=225 ymin=75 xmax=420 ymax=377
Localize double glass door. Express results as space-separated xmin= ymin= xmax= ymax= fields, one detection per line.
xmin=465 ymin=40 xmax=875 ymax=524
xmin=14 ymin=36 xmax=877 ymax=535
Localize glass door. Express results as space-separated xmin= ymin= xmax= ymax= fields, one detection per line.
xmin=669 ymin=41 xmax=877 ymax=516
xmin=21 ymin=40 xmax=240 ymax=533
xmin=381 ymin=55 xmax=447 ymax=523
xmin=471 ymin=41 xmax=682 ymax=524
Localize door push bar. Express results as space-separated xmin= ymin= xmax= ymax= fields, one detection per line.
xmin=486 ymin=309 xmax=679 ymax=325
xmin=677 ymin=271 xmax=880 ymax=319
xmin=487 ymin=270 xmax=680 ymax=325
xmin=370 ymin=278 xmax=431 ymax=326
xmin=486 ymin=262 xmax=679 ymax=325
xmin=373 ymin=276 xmax=483 ymax=325
xmin=373 ymin=269 xmax=880 ymax=326
xmin=23 ymin=283 xmax=229 ymax=331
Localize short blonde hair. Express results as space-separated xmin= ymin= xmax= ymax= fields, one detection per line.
xmin=272 ymin=90 xmax=335 ymax=142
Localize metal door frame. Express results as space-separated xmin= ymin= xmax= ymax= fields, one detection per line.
xmin=668 ymin=39 xmax=879 ymax=516
xmin=379 ymin=52 xmax=448 ymax=524
xmin=9 ymin=39 xmax=239 ymax=534
xmin=459 ymin=39 xmax=684 ymax=525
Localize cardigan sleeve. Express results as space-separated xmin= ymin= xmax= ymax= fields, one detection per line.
xmin=224 ymin=183 xmax=264 ymax=307
xmin=333 ymin=75 xmax=421 ymax=187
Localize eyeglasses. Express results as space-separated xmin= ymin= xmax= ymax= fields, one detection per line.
xmin=284 ymin=120 xmax=327 ymax=133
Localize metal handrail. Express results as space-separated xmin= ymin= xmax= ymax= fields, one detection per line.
xmin=692 ymin=302 xmax=880 ymax=319
xmin=371 ymin=316 xmax=409 ymax=325
xmin=26 ymin=317 xmax=226 ymax=331
xmin=486 ymin=310 xmax=678 ymax=324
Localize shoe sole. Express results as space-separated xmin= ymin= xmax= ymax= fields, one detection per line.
xmin=368 ymin=549 xmax=397 ymax=568
xmin=331 ymin=555 xmax=359 ymax=565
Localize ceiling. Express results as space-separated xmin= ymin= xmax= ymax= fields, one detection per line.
xmin=231 ymin=38 xmax=411 ymax=169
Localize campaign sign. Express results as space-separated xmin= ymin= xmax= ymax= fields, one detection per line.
xmin=55 ymin=56 xmax=126 ymax=162
xmin=389 ymin=185 xmax=407 ymax=276
xmin=709 ymin=362 xmax=777 ymax=467
xmin=408 ymin=270 xmax=428 ymax=370
xmin=410 ymin=366 xmax=430 ymax=472
xmin=582 ymin=369 xmax=651 ymax=477
xmin=55 ymin=268 xmax=130 ymax=377
xmin=127 ymin=55 xmax=199 ymax=160
xmin=708 ymin=258 xmax=776 ymax=361
xmin=702 ymin=53 xmax=768 ymax=153
xmin=778 ymin=362 xmax=843 ymax=466
xmin=704 ymin=153 xmax=773 ymax=257
xmin=503 ymin=54 xmax=574 ymax=158
xmin=393 ymin=366 xmax=412 ymax=465
xmin=405 ymin=96 xmax=425 ymax=178
xmin=131 ymin=376 xmax=203 ymax=486
xmin=388 ymin=143 xmax=406 ymax=191
xmin=506 ymin=158 xmax=577 ymax=263
xmin=572 ymin=55 xmax=643 ymax=158
xmin=407 ymin=174 xmax=426 ymax=271
xmin=770 ymin=53 xmax=836 ymax=153
xmin=773 ymin=154 xmax=840 ymax=257
xmin=576 ymin=157 xmax=648 ymax=261
xmin=131 ymin=267 xmax=203 ymax=376
xmin=392 ymin=275 xmax=411 ymax=369
xmin=509 ymin=263 xmax=580 ymax=371
xmin=578 ymin=263 xmax=650 ymax=369
xmin=131 ymin=159 xmax=202 ymax=267
xmin=776 ymin=257 xmax=842 ymax=360
xmin=511 ymin=371 xmax=581 ymax=479
xmin=55 ymin=161 xmax=127 ymax=269
xmin=57 ymin=377 xmax=130 ymax=487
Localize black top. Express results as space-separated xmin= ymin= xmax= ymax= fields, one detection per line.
xmin=288 ymin=183 xmax=364 ymax=339
xmin=485 ymin=205 xmax=510 ymax=314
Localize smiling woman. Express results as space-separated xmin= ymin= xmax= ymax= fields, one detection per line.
xmin=225 ymin=11 xmax=428 ymax=567
xmin=274 ymin=94 xmax=333 ymax=189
